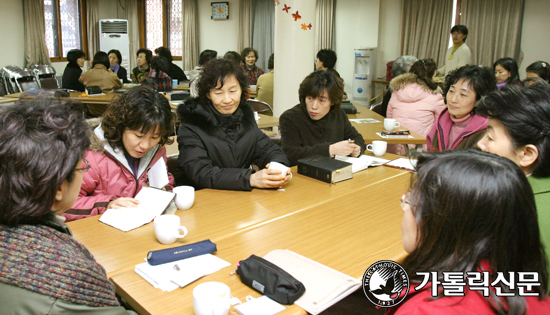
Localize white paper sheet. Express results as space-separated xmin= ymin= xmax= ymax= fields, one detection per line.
xmin=234 ymin=296 xmax=286 ymax=315
xmin=349 ymin=118 xmax=380 ymax=124
xmin=385 ymin=158 xmax=417 ymax=171
xmin=99 ymin=187 xmax=175 ymax=231
xmin=376 ymin=132 xmax=414 ymax=139
xmin=135 ymin=254 xmax=231 ymax=292
xmin=147 ymin=158 xmax=169 ymax=189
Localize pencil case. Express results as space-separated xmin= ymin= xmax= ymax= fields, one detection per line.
xmin=146 ymin=239 xmax=217 ymax=265
xmin=236 ymin=254 xmax=306 ymax=305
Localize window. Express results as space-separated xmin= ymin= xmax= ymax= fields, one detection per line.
xmin=142 ymin=0 xmax=183 ymax=58
xmin=43 ymin=0 xmax=87 ymax=61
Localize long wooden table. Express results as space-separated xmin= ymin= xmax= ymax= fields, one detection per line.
xmin=67 ymin=154 xmax=410 ymax=315
xmin=348 ymin=103 xmax=427 ymax=145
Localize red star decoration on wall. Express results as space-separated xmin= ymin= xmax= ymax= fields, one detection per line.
xmin=283 ymin=4 xmax=290 ymax=13
xmin=308 ymin=23 xmax=312 ymax=30
xmin=292 ymin=11 xmax=301 ymax=21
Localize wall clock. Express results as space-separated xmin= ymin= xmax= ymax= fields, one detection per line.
xmin=211 ymin=2 xmax=229 ymax=20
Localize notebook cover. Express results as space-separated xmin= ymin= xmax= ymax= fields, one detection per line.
xmin=297 ymin=155 xmax=352 ymax=183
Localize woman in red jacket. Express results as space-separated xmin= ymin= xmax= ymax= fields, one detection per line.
xmin=65 ymin=86 xmax=176 ymax=222
xmin=389 ymin=150 xmax=549 ymax=314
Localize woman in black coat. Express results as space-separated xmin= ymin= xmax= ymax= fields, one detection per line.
xmin=108 ymin=49 xmax=130 ymax=83
xmin=176 ymin=59 xmax=290 ymax=191
xmin=61 ymin=49 xmax=86 ymax=92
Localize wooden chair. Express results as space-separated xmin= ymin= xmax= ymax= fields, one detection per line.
xmin=29 ymin=65 xmax=59 ymax=90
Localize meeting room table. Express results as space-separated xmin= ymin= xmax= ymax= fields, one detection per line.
xmin=66 ymin=152 xmax=412 ymax=315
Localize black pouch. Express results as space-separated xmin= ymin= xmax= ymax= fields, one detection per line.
xmin=236 ymin=254 xmax=306 ymax=305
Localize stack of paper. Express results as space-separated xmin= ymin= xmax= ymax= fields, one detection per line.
xmin=385 ymin=158 xmax=417 ymax=172
xmin=335 ymin=155 xmax=390 ymax=173
xmin=263 ymin=249 xmax=361 ymax=315
xmin=135 ymin=254 xmax=231 ymax=291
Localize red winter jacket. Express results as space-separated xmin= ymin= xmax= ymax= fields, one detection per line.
xmin=64 ymin=123 xmax=174 ymax=222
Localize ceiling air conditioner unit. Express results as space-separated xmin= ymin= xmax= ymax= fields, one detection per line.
xmin=99 ymin=19 xmax=130 ymax=80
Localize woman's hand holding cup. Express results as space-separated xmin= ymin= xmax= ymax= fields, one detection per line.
xmin=250 ymin=162 xmax=291 ymax=189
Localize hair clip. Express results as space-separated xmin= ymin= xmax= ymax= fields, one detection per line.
xmin=543 ymin=62 xmax=547 ymax=68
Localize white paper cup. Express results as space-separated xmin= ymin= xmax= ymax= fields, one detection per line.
xmin=154 ymin=214 xmax=188 ymax=245
xmin=193 ymin=282 xmax=230 ymax=315
xmin=366 ymin=140 xmax=388 ymax=157
xmin=384 ymin=118 xmax=401 ymax=131
xmin=173 ymin=185 xmax=195 ymax=210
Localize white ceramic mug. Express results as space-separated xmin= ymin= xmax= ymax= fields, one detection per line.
xmin=249 ymin=85 xmax=257 ymax=92
xmin=154 ymin=214 xmax=188 ymax=245
xmin=193 ymin=282 xmax=231 ymax=315
xmin=268 ymin=161 xmax=292 ymax=179
xmin=173 ymin=186 xmax=195 ymax=210
xmin=383 ymin=118 xmax=401 ymax=131
xmin=366 ymin=140 xmax=388 ymax=157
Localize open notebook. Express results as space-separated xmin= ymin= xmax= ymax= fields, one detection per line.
xmin=335 ymin=155 xmax=390 ymax=173
xmin=263 ymin=249 xmax=361 ymax=315
xmin=99 ymin=187 xmax=175 ymax=232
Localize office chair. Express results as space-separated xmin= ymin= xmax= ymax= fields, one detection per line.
xmin=1 ymin=65 xmax=26 ymax=94
xmin=247 ymin=99 xmax=273 ymax=116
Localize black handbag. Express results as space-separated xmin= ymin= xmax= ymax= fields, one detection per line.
xmin=236 ymin=254 xmax=306 ymax=305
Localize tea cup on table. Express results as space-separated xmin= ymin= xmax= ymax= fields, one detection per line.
xmin=268 ymin=161 xmax=292 ymax=179
xmin=366 ymin=140 xmax=388 ymax=157
xmin=173 ymin=185 xmax=195 ymax=210
xmin=153 ymin=214 xmax=188 ymax=245
xmin=384 ymin=118 xmax=401 ymax=131
xmin=193 ymin=281 xmax=231 ymax=315
xmin=172 ymin=79 xmax=178 ymax=87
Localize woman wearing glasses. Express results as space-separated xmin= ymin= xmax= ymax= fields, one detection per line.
xmin=0 ymin=96 xmax=134 ymax=314
xmin=66 ymin=86 xmax=176 ymax=222
xmin=387 ymin=58 xmax=446 ymax=155
xmin=390 ymin=150 xmax=549 ymax=314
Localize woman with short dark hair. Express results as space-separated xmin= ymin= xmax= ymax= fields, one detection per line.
xmin=436 ymin=24 xmax=471 ymax=77
xmin=79 ymin=51 xmax=122 ymax=94
xmin=108 ymin=49 xmax=129 ymax=83
xmin=154 ymin=46 xmax=187 ymax=82
xmin=66 ymin=86 xmax=175 ymax=222
xmin=240 ymin=47 xmax=264 ymax=85
xmin=132 ymin=48 xmax=153 ymax=83
xmin=0 ymin=96 xmax=134 ymax=314
xmin=494 ymin=57 xmax=520 ymax=90
xmin=427 ymin=65 xmax=497 ymax=151
xmin=389 ymin=150 xmax=550 ymax=314
xmin=526 ymin=61 xmax=550 ymax=83
xmin=280 ymin=70 xmax=365 ymax=166
xmin=62 ymin=49 xmax=86 ymax=91
xmin=477 ymin=84 xmax=550 ymax=275
xmin=176 ymin=58 xmax=290 ymax=191
xmin=141 ymin=56 xmax=172 ymax=92
xmin=189 ymin=49 xmax=218 ymax=97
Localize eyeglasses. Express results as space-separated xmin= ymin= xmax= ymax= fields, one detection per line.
xmin=75 ymin=158 xmax=91 ymax=173
xmin=401 ymin=191 xmax=412 ymax=208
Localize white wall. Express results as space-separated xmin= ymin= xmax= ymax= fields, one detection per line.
xmin=519 ymin=0 xmax=550 ymax=78
xmin=0 ymin=0 xmax=25 ymax=67
xmin=334 ymin=0 xmax=380 ymax=97
xmin=198 ymin=0 xmax=240 ymax=56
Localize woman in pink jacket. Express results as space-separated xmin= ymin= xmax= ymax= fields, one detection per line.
xmin=387 ymin=59 xmax=446 ymax=155
xmin=64 ymin=86 xmax=176 ymax=222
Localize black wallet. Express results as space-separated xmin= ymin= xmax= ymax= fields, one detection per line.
xmin=236 ymin=254 xmax=306 ymax=305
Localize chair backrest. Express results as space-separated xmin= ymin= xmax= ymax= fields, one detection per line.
xmin=17 ymin=76 xmax=40 ymax=92
xmin=29 ymin=65 xmax=58 ymax=89
xmin=247 ymin=99 xmax=273 ymax=116
xmin=1 ymin=65 xmax=27 ymax=94
xmin=0 ymin=77 xmax=7 ymax=96
xmin=39 ymin=76 xmax=59 ymax=89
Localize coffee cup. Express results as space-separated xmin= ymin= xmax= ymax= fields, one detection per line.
xmin=249 ymin=85 xmax=257 ymax=92
xmin=154 ymin=214 xmax=188 ymax=245
xmin=193 ymin=282 xmax=231 ymax=315
xmin=173 ymin=185 xmax=195 ymax=210
xmin=172 ymin=79 xmax=178 ymax=87
xmin=384 ymin=118 xmax=401 ymax=131
xmin=268 ymin=161 xmax=292 ymax=179
xmin=366 ymin=140 xmax=387 ymax=157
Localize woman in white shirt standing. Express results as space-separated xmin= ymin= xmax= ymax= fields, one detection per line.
xmin=436 ymin=25 xmax=471 ymax=77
